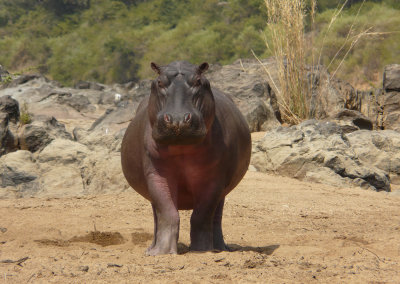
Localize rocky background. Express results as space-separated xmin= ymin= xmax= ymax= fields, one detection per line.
xmin=1 ymin=61 xmax=400 ymax=198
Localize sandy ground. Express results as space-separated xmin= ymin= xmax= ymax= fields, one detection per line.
xmin=0 ymin=171 xmax=399 ymax=283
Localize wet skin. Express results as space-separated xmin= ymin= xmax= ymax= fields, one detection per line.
xmin=121 ymin=61 xmax=251 ymax=255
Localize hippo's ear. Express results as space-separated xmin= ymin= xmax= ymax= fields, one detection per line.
xmin=197 ymin=62 xmax=209 ymax=74
xmin=151 ymin=62 xmax=161 ymax=74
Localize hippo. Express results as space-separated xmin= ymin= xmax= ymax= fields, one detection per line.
xmin=121 ymin=61 xmax=251 ymax=255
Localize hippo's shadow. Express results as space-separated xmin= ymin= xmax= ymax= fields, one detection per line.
xmin=177 ymin=243 xmax=279 ymax=255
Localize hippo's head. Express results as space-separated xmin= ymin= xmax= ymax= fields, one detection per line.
xmin=148 ymin=61 xmax=215 ymax=145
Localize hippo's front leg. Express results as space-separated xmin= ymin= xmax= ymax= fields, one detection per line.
xmin=189 ymin=182 xmax=223 ymax=251
xmin=213 ymin=198 xmax=231 ymax=251
xmin=145 ymin=172 xmax=180 ymax=256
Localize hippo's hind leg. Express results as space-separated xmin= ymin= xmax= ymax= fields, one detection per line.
xmin=213 ymin=198 xmax=231 ymax=251
xmin=146 ymin=174 xmax=180 ymax=256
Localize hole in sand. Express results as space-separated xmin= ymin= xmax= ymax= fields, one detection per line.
xmin=69 ymin=231 xmax=125 ymax=247
xmin=131 ymin=232 xmax=152 ymax=245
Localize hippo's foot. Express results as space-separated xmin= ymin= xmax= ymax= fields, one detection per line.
xmin=145 ymin=204 xmax=180 ymax=256
xmin=213 ymin=239 xmax=231 ymax=252
xmin=146 ymin=243 xmax=178 ymax=256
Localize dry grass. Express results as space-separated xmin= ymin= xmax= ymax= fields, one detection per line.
xmin=261 ymin=0 xmax=388 ymax=125
xmin=263 ymin=0 xmax=310 ymax=125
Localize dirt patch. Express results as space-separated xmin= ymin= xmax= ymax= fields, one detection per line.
xmin=69 ymin=231 xmax=124 ymax=246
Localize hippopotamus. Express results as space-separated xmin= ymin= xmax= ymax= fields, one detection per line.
xmin=121 ymin=61 xmax=251 ymax=255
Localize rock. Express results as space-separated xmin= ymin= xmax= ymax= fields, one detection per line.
xmin=0 ymin=95 xmax=19 ymax=123
xmin=0 ymin=113 xmax=18 ymax=157
xmin=307 ymin=66 xmax=359 ymax=119
xmin=383 ymin=64 xmax=400 ymax=92
xmin=207 ymin=58 xmax=281 ymax=132
xmin=37 ymin=139 xmax=89 ymax=164
xmin=0 ymin=150 xmax=41 ymax=198
xmin=55 ymin=92 xmax=92 ymax=112
xmin=330 ymin=109 xmax=373 ymax=133
xmin=5 ymin=74 xmax=45 ymax=88
xmin=78 ymin=266 xmax=89 ymax=272
xmin=79 ymin=150 xmax=129 ymax=195
xmin=251 ymin=120 xmax=391 ymax=191
xmin=0 ymin=96 xmax=20 ymax=156
xmin=347 ymin=130 xmax=400 ymax=184
xmin=73 ymin=128 xmax=122 ymax=151
xmin=88 ymin=101 xmax=135 ymax=133
xmin=75 ymin=80 xmax=105 ymax=91
xmin=18 ymin=116 xmax=72 ymax=153
xmin=381 ymin=91 xmax=400 ymax=132
xmin=126 ymin=80 xmax=152 ymax=103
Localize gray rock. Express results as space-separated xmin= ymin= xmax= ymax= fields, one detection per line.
xmin=0 ymin=150 xmax=41 ymax=198
xmin=75 ymin=80 xmax=105 ymax=91
xmin=0 ymin=112 xmax=18 ymax=157
xmin=330 ymin=109 xmax=373 ymax=133
xmin=18 ymin=116 xmax=72 ymax=153
xmin=383 ymin=64 xmax=400 ymax=92
xmin=347 ymin=130 xmax=400 ymax=184
xmin=37 ymin=139 xmax=89 ymax=164
xmin=251 ymin=120 xmax=391 ymax=191
xmin=207 ymin=58 xmax=281 ymax=132
xmin=0 ymin=95 xmax=19 ymax=123
xmin=55 ymin=92 xmax=92 ymax=112
xmin=88 ymin=101 xmax=136 ymax=133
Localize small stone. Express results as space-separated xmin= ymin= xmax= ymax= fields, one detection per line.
xmin=78 ymin=266 xmax=89 ymax=272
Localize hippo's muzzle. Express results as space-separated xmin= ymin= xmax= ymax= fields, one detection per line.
xmin=152 ymin=105 xmax=207 ymax=145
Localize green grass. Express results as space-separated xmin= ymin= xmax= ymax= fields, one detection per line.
xmin=0 ymin=0 xmax=398 ymax=88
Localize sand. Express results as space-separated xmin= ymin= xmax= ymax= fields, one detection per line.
xmin=0 ymin=171 xmax=399 ymax=283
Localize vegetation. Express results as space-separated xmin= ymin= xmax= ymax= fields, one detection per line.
xmin=0 ymin=0 xmax=398 ymax=89
xmin=263 ymin=0 xmax=311 ymax=124
xmin=261 ymin=0 xmax=400 ymax=123
xmin=19 ymin=102 xmax=32 ymax=125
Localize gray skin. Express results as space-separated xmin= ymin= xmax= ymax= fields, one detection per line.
xmin=121 ymin=61 xmax=251 ymax=255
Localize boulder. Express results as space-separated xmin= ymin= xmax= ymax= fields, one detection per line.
xmin=73 ymin=128 xmax=122 ymax=151
xmin=329 ymin=109 xmax=373 ymax=133
xmin=0 ymin=113 xmax=18 ymax=157
xmin=18 ymin=116 xmax=72 ymax=153
xmin=251 ymin=120 xmax=391 ymax=191
xmin=383 ymin=64 xmax=400 ymax=92
xmin=0 ymin=95 xmax=19 ymax=123
xmin=88 ymin=101 xmax=136 ymax=133
xmin=0 ymin=150 xmax=41 ymax=198
xmin=37 ymin=139 xmax=89 ymax=164
xmin=382 ymin=91 xmax=400 ymax=132
xmin=55 ymin=92 xmax=92 ymax=112
xmin=207 ymin=58 xmax=281 ymax=132
xmin=74 ymin=80 xmax=105 ymax=91
xmin=347 ymin=130 xmax=400 ymax=184
xmin=0 ymin=96 xmax=19 ymax=156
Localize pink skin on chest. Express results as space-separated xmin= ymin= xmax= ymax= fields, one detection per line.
xmin=146 ymin=137 xmax=222 ymax=209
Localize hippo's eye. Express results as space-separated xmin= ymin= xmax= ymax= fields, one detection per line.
xmin=193 ymin=77 xmax=201 ymax=87
xmin=158 ymin=79 xmax=165 ymax=89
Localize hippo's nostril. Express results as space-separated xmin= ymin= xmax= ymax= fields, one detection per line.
xmin=183 ymin=113 xmax=191 ymax=123
xmin=164 ymin=113 xmax=172 ymax=124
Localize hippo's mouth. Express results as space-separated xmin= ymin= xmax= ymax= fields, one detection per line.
xmin=152 ymin=127 xmax=207 ymax=145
